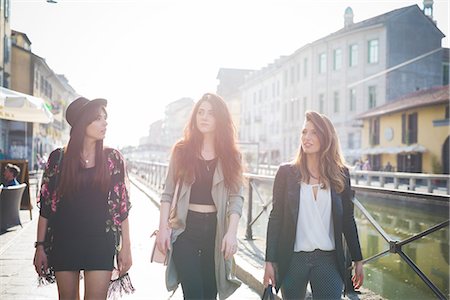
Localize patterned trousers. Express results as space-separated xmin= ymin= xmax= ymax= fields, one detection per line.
xmin=281 ymin=250 xmax=343 ymax=300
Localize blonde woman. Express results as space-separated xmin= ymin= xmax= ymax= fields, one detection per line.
xmin=264 ymin=111 xmax=364 ymax=299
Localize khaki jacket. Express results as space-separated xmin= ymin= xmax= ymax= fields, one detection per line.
xmin=161 ymin=156 xmax=244 ymax=299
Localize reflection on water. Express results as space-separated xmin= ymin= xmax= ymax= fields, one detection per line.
xmin=241 ymin=180 xmax=449 ymax=300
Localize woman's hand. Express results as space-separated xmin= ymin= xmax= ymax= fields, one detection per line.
xmin=263 ymin=262 xmax=276 ymax=287
xmin=118 ymin=245 xmax=132 ymax=276
xmin=221 ymin=231 xmax=238 ymax=260
xmin=156 ymin=226 xmax=171 ymax=254
xmin=352 ymin=260 xmax=364 ymax=289
xmin=33 ymin=247 xmax=48 ymax=276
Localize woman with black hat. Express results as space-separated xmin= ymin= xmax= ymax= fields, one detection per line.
xmin=33 ymin=97 xmax=133 ymax=299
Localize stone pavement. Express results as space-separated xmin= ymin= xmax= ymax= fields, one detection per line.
xmin=0 ymin=183 xmax=260 ymax=299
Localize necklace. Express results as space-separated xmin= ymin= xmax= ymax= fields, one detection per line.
xmin=81 ymin=153 xmax=94 ymax=165
xmin=200 ymin=155 xmax=216 ymax=172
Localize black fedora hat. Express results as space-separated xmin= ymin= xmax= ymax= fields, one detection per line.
xmin=66 ymin=97 xmax=107 ymax=127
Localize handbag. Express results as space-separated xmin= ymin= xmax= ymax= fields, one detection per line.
xmin=150 ymin=180 xmax=181 ymax=265
xmin=261 ymin=284 xmax=275 ymax=300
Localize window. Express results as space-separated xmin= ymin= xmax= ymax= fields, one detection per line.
xmin=333 ymin=91 xmax=340 ymax=113
xmin=401 ymin=112 xmax=418 ymax=144
xmin=291 ymin=99 xmax=295 ymax=121
xmin=4 ymin=0 xmax=10 ymax=19
xmin=333 ymin=49 xmax=342 ymax=70
xmin=272 ymin=82 xmax=276 ymax=97
xmin=349 ymin=44 xmax=358 ymax=67
xmin=397 ymin=153 xmax=422 ymax=173
xmin=3 ymin=36 xmax=10 ymax=63
xmin=303 ymin=97 xmax=307 ymax=113
xmin=348 ymin=132 xmax=355 ymax=149
xmin=319 ymin=53 xmax=326 ymax=74
xmin=303 ymin=58 xmax=308 ymax=77
xmin=290 ymin=66 xmax=295 ymax=85
xmin=283 ymin=70 xmax=288 ymax=87
xmin=349 ymin=88 xmax=356 ymax=112
xmin=443 ymin=63 xmax=449 ymax=85
xmin=319 ymin=94 xmax=325 ymax=113
xmin=297 ymin=63 xmax=301 ymax=82
xmin=368 ymin=39 xmax=379 ymax=64
xmin=369 ymin=118 xmax=380 ymax=145
xmin=35 ymin=71 xmax=39 ymax=90
xmin=368 ymin=86 xmax=376 ymax=109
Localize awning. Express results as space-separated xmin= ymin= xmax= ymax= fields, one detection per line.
xmin=361 ymin=144 xmax=427 ymax=155
xmin=0 ymin=87 xmax=53 ymax=124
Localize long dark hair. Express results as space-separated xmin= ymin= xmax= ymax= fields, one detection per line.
xmin=172 ymin=93 xmax=243 ymax=192
xmin=58 ymin=105 xmax=110 ymax=198
xmin=293 ymin=110 xmax=347 ymax=193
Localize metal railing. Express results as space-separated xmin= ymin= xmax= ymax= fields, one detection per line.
xmin=127 ymin=159 xmax=449 ymax=299
xmin=256 ymin=165 xmax=450 ymax=195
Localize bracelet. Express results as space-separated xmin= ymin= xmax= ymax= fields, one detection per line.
xmin=34 ymin=241 xmax=45 ymax=248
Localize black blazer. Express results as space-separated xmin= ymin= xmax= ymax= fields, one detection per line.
xmin=265 ymin=163 xmax=363 ymax=291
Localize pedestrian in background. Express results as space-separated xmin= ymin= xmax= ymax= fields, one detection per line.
xmin=264 ymin=110 xmax=364 ymax=300
xmin=156 ymin=93 xmax=244 ymax=300
xmin=3 ymin=163 xmax=21 ymax=186
xmin=33 ymin=97 xmax=133 ymax=299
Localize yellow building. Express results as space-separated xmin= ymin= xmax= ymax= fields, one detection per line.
xmin=358 ymin=85 xmax=449 ymax=174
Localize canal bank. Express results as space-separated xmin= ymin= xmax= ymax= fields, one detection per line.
xmin=354 ymin=189 xmax=449 ymax=300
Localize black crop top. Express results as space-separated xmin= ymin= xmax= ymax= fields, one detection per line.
xmin=189 ymin=157 xmax=218 ymax=205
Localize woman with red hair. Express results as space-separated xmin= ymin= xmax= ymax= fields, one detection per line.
xmin=156 ymin=93 xmax=244 ymax=299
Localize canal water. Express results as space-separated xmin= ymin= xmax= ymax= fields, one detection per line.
xmin=243 ymin=180 xmax=449 ymax=300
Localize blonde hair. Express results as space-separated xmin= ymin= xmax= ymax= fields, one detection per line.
xmin=293 ymin=110 xmax=347 ymax=193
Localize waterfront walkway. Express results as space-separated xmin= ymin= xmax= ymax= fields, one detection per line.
xmin=0 ymin=177 xmax=383 ymax=299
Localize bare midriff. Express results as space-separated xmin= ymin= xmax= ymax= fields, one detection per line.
xmin=188 ymin=203 xmax=217 ymax=213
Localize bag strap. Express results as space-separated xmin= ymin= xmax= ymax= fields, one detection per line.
xmin=170 ymin=179 xmax=182 ymax=211
xmin=54 ymin=147 xmax=64 ymax=188
xmin=168 ymin=179 xmax=182 ymax=224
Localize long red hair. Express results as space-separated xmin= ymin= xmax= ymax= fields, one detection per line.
xmin=171 ymin=93 xmax=243 ymax=192
xmin=58 ymin=106 xmax=110 ymax=198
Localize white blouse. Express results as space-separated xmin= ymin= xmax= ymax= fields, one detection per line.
xmin=294 ymin=182 xmax=335 ymax=252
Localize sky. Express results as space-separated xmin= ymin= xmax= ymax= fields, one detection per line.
xmin=10 ymin=0 xmax=449 ymax=148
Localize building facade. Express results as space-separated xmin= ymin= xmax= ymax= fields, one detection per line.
xmin=0 ymin=0 xmax=11 ymax=88
xmin=160 ymin=97 xmax=194 ymax=149
xmin=358 ymin=85 xmax=449 ymax=174
xmin=235 ymin=4 xmax=446 ymax=164
xmin=7 ymin=30 xmax=77 ymax=168
xmin=216 ymin=68 xmax=253 ymax=131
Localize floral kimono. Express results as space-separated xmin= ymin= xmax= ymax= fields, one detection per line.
xmin=38 ymin=147 xmax=132 ymax=291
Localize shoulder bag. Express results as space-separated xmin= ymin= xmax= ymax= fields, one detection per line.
xmin=150 ymin=180 xmax=181 ymax=265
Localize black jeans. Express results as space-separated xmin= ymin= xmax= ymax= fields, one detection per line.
xmin=172 ymin=210 xmax=218 ymax=300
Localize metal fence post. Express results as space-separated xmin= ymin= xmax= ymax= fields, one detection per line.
xmin=245 ymin=178 xmax=254 ymax=240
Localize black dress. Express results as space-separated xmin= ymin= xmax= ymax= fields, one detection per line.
xmin=50 ymin=167 xmax=115 ymax=272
